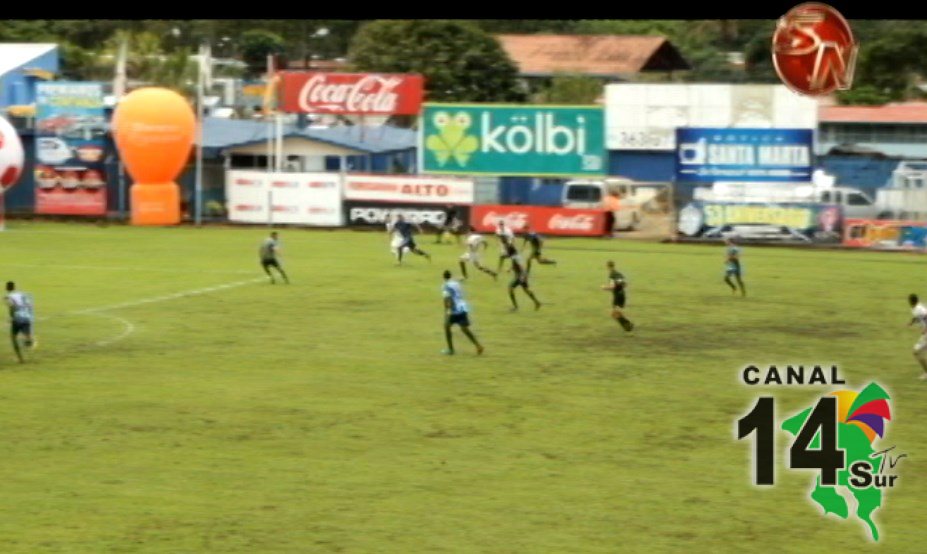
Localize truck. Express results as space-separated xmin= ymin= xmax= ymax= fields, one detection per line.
xmin=562 ymin=177 xmax=669 ymax=231
xmin=691 ymin=170 xmax=882 ymax=220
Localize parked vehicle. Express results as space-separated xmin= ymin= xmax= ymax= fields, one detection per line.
xmin=562 ymin=177 xmax=664 ymax=231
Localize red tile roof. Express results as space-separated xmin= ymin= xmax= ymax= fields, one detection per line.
xmin=495 ymin=34 xmax=690 ymax=77
xmin=820 ymin=102 xmax=927 ymax=124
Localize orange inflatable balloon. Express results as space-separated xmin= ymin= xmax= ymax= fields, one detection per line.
xmin=113 ymin=87 xmax=195 ymax=225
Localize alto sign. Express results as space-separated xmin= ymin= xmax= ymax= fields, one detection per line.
xmin=280 ymin=72 xmax=424 ymax=115
xmin=421 ymin=104 xmax=606 ymax=176
xmin=471 ymin=205 xmax=606 ymax=237
xmin=343 ymin=175 xmax=474 ymax=205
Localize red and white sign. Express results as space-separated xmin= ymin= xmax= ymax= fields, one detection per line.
xmin=772 ymin=3 xmax=858 ymax=96
xmin=471 ymin=205 xmax=606 ymax=237
xmin=344 ymin=174 xmax=474 ymax=205
xmin=280 ymin=72 xmax=424 ymax=115
xmin=226 ymin=170 xmax=343 ymax=226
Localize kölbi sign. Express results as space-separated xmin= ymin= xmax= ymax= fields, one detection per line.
xmin=420 ymin=104 xmax=606 ymax=177
xmin=280 ymin=72 xmax=424 ymax=115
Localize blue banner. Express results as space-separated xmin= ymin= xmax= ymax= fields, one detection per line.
xmin=675 ymin=128 xmax=813 ymax=183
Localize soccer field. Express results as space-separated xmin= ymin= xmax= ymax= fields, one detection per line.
xmin=0 ymin=221 xmax=924 ymax=552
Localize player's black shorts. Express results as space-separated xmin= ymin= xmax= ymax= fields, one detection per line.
xmin=448 ymin=311 xmax=471 ymax=327
xmin=11 ymin=319 xmax=31 ymax=336
xmin=510 ymin=275 xmax=529 ymax=288
xmin=612 ymin=291 xmax=626 ymax=308
xmin=261 ymin=258 xmax=280 ymax=269
xmin=403 ymin=238 xmax=417 ymax=250
xmin=530 ymin=248 xmax=542 ymax=258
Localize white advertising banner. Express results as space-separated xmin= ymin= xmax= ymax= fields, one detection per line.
xmin=604 ymin=84 xmax=818 ymax=151
xmin=226 ymin=170 xmax=343 ymax=226
xmin=343 ymin=174 xmax=475 ymax=205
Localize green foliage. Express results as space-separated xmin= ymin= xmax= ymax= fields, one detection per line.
xmin=348 ymin=19 xmax=526 ymax=103
xmin=240 ymin=30 xmax=286 ymax=76
xmin=535 ymin=74 xmax=603 ymax=104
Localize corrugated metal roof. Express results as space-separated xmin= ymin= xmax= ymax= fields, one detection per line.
xmin=201 ymin=118 xmax=416 ymax=155
xmin=0 ymin=43 xmax=58 ymax=79
xmin=495 ymin=34 xmax=690 ymax=77
xmin=820 ymin=102 xmax=927 ymax=124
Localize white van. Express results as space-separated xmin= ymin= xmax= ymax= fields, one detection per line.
xmin=562 ymin=178 xmax=657 ymax=231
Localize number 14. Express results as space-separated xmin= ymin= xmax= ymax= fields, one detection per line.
xmin=737 ymin=396 xmax=846 ymax=486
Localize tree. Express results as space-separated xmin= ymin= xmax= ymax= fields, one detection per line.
xmin=348 ymin=20 xmax=526 ymax=103
xmin=240 ymin=30 xmax=286 ymax=76
xmin=535 ymin=74 xmax=602 ymax=104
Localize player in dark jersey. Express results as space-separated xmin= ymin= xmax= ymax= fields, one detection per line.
xmin=601 ymin=261 xmax=634 ymax=332
xmin=506 ymin=247 xmax=541 ymax=312
xmin=724 ymin=238 xmax=746 ymax=296
xmin=394 ymin=214 xmax=432 ymax=265
xmin=435 ymin=204 xmax=463 ymax=245
xmin=522 ymin=224 xmax=557 ymax=271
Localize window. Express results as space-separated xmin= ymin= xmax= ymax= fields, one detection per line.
xmin=821 ymin=191 xmax=831 ymax=202
xmin=566 ymin=185 xmax=602 ymax=202
xmin=847 ymin=193 xmax=872 ymax=206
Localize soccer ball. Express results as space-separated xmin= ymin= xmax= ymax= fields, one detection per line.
xmin=0 ymin=115 xmax=25 ymax=190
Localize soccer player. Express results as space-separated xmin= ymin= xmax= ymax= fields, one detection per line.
xmin=5 ymin=281 xmax=35 ymax=363
xmin=506 ymin=246 xmax=542 ymax=311
xmin=601 ymin=261 xmax=635 ymax=332
xmin=495 ymin=220 xmax=517 ymax=274
xmin=522 ymin=224 xmax=557 ymax=271
xmin=386 ymin=212 xmax=411 ymax=261
xmin=435 ymin=204 xmax=462 ymax=245
xmin=260 ymin=231 xmax=289 ymax=284
xmin=908 ymin=293 xmax=927 ymax=379
xmin=724 ymin=237 xmax=746 ymax=296
xmin=441 ymin=270 xmax=484 ymax=356
xmin=393 ymin=214 xmax=432 ymax=265
xmin=459 ymin=226 xmax=498 ymax=280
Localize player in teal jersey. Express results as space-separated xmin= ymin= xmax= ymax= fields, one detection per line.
xmin=724 ymin=238 xmax=746 ymax=296
xmin=441 ymin=270 xmax=484 ymax=356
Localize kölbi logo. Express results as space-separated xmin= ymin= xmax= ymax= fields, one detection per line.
xmin=772 ymin=3 xmax=858 ymax=96
xmin=425 ymin=110 xmax=590 ymax=168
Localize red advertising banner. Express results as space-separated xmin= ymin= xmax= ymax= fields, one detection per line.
xmin=35 ymin=168 xmax=107 ymax=215
xmin=471 ymin=205 xmax=606 ymax=237
xmin=280 ymin=72 xmax=424 ymax=115
xmin=343 ymin=174 xmax=474 ymax=204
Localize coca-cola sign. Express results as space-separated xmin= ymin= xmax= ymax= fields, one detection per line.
xmin=280 ymin=72 xmax=424 ymax=115
xmin=471 ymin=205 xmax=606 ymax=237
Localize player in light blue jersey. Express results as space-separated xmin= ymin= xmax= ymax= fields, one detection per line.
xmin=724 ymin=238 xmax=746 ymax=296
xmin=441 ymin=270 xmax=484 ymax=356
xmin=5 ymin=281 xmax=35 ymax=362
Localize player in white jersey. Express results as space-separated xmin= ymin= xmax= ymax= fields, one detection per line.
xmin=386 ymin=213 xmax=411 ymax=261
xmin=458 ymin=226 xmax=498 ymax=280
xmin=495 ymin=219 xmax=518 ymax=274
xmin=5 ymin=281 xmax=35 ymax=362
xmin=259 ymin=231 xmax=289 ymax=284
xmin=908 ymin=293 xmax=927 ymax=379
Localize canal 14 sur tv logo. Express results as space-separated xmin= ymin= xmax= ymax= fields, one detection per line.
xmin=772 ymin=3 xmax=858 ymax=96
xmin=735 ymin=365 xmax=905 ymax=542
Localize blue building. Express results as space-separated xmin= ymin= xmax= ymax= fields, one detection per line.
xmin=0 ymin=43 xmax=59 ymax=108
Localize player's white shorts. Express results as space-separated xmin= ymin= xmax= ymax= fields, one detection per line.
xmin=390 ymin=236 xmax=410 ymax=254
xmin=460 ymin=251 xmax=482 ymax=264
xmin=914 ymin=335 xmax=927 ymax=354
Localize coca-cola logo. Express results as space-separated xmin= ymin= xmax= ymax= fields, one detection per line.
xmin=482 ymin=211 xmax=527 ymax=230
xmin=298 ymin=74 xmax=402 ymax=114
xmin=349 ymin=207 xmax=445 ymax=226
xmin=307 ymin=181 xmax=334 ymax=188
xmin=234 ymin=204 xmax=262 ymax=212
xmin=549 ymin=214 xmax=595 ymax=231
xmin=272 ymin=205 xmax=298 ymax=213
xmin=235 ymin=179 xmax=260 ymax=186
xmin=272 ymin=180 xmax=298 ymax=188
xmin=307 ymin=207 xmax=334 ymax=214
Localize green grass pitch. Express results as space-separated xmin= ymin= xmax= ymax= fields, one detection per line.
xmin=0 ymin=221 xmax=924 ymax=552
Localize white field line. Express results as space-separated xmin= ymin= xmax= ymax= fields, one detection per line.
xmin=39 ymin=277 xmax=264 ymax=349
xmin=4 ymin=263 xmax=254 ymax=276
xmin=72 ymin=277 xmax=265 ymax=315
